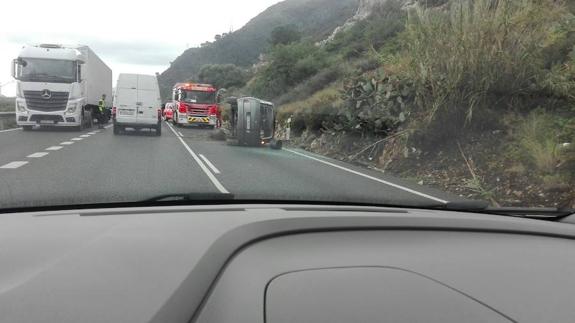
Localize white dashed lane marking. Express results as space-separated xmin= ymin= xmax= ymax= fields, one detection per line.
xmin=87 ymin=132 xmax=97 ymax=135
xmin=46 ymin=146 xmax=63 ymax=151
xmin=60 ymin=142 xmax=74 ymax=145
xmin=80 ymin=135 xmax=91 ymax=138
xmin=71 ymin=138 xmax=83 ymax=141
xmin=27 ymin=152 xmax=49 ymax=158
xmin=199 ymin=154 xmax=221 ymax=174
xmin=178 ymin=131 xmax=184 ymax=137
xmin=166 ymin=123 xmax=229 ymax=194
xmin=0 ymin=161 xmax=28 ymax=169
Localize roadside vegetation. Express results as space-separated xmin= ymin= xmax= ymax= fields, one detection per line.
xmin=242 ymin=0 xmax=575 ymax=207
xmin=166 ymin=0 xmax=574 ymax=207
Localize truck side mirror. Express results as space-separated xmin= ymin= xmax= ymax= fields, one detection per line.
xmin=11 ymin=59 xmax=16 ymax=78
xmin=77 ymin=63 xmax=83 ymax=82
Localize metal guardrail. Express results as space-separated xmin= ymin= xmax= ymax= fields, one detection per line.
xmin=0 ymin=112 xmax=16 ymax=130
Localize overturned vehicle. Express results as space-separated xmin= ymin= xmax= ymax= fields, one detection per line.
xmin=225 ymin=97 xmax=282 ymax=149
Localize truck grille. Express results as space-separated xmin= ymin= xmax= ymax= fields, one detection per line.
xmin=188 ymin=108 xmax=207 ymax=116
xmin=29 ymin=115 xmax=65 ymax=122
xmin=24 ymin=91 xmax=69 ymax=112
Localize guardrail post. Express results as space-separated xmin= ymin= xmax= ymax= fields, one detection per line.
xmin=286 ymin=116 xmax=292 ymax=141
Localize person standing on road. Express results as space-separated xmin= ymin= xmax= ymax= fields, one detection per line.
xmin=97 ymin=94 xmax=106 ymax=129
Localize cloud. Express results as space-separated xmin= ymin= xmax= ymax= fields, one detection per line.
xmin=5 ymin=33 xmax=182 ymax=67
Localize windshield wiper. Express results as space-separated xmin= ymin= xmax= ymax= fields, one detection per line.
xmin=142 ymin=192 xmax=235 ymax=203
xmin=437 ymin=200 xmax=575 ymax=219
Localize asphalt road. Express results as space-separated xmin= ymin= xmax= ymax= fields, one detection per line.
xmin=0 ymin=122 xmax=466 ymax=209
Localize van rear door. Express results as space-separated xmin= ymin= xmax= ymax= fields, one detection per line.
xmin=136 ymin=75 xmax=161 ymax=125
xmin=115 ymin=74 xmax=138 ymax=124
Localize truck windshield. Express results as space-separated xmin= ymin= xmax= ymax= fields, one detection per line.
xmin=17 ymin=58 xmax=76 ymax=83
xmin=182 ymin=90 xmax=216 ymax=104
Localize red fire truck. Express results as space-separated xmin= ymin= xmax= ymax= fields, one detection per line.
xmin=171 ymin=83 xmax=221 ymax=128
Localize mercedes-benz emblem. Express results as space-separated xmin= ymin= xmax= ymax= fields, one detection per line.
xmin=41 ymin=89 xmax=52 ymax=100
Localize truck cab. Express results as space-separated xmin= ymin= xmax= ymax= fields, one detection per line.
xmin=171 ymin=83 xmax=221 ymax=129
xmin=11 ymin=44 xmax=112 ymax=131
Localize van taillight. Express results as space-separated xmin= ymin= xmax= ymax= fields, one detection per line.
xmin=112 ymin=107 xmax=116 ymax=117
xmin=178 ymin=103 xmax=187 ymax=113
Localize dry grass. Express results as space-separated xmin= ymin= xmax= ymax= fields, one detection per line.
xmin=403 ymin=0 xmax=572 ymax=139
xmin=518 ymin=110 xmax=561 ymax=174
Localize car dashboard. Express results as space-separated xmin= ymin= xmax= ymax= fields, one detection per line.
xmin=0 ymin=204 xmax=574 ymax=323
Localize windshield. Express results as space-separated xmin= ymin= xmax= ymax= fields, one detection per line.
xmin=182 ymin=90 xmax=216 ymax=104
xmin=17 ymin=58 xmax=76 ymax=83
xmin=0 ymin=0 xmax=572 ymax=212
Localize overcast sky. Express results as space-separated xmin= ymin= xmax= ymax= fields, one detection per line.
xmin=0 ymin=0 xmax=282 ymax=96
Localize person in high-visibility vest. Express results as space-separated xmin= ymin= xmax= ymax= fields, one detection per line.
xmin=97 ymin=94 xmax=106 ymax=129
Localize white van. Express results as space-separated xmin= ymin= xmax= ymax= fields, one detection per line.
xmin=113 ymin=74 xmax=162 ymax=136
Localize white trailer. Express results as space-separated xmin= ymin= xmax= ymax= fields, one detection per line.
xmin=11 ymin=44 xmax=112 ymax=130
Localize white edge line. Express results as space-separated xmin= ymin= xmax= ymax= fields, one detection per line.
xmin=0 ymin=128 xmax=21 ymax=133
xmin=167 ymin=123 xmax=229 ymax=194
xmin=199 ymin=154 xmax=221 ymax=174
xmin=285 ymin=148 xmax=448 ymax=204
xmin=178 ymin=131 xmax=184 ymax=137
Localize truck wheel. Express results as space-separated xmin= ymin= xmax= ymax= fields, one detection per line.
xmin=22 ymin=125 xmax=33 ymax=131
xmin=156 ymin=123 xmax=162 ymax=136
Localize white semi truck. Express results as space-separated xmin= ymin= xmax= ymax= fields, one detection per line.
xmin=11 ymin=44 xmax=112 ymax=130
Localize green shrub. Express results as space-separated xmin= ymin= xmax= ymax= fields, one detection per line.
xmin=198 ymin=64 xmax=250 ymax=89
xmin=276 ymin=63 xmax=349 ymax=105
xmin=277 ymin=87 xmax=343 ymax=132
xmin=249 ymin=42 xmax=331 ymax=99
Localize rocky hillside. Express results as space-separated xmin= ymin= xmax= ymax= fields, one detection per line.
xmin=158 ymin=0 xmax=359 ymax=99
xmin=268 ymin=0 xmax=574 ymax=208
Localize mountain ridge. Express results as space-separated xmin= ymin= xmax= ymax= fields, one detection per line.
xmin=158 ymin=0 xmax=359 ymax=99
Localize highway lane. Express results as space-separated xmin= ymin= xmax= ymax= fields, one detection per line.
xmin=170 ymin=123 xmax=459 ymax=207
xmin=0 ymin=121 xmax=465 ymax=209
xmin=0 ymin=124 xmax=217 ymax=208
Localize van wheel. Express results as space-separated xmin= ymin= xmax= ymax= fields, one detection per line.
xmin=113 ymin=124 xmax=120 ymax=135
xmin=270 ymin=139 xmax=283 ymax=150
xmin=22 ymin=125 xmax=33 ymax=131
xmin=156 ymin=123 xmax=162 ymax=136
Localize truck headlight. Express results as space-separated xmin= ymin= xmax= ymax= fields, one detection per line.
xmin=16 ymin=101 xmax=27 ymax=113
xmin=66 ymin=103 xmax=78 ymax=114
